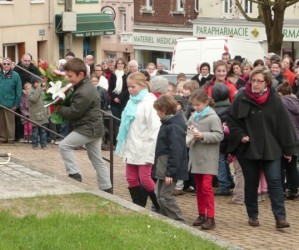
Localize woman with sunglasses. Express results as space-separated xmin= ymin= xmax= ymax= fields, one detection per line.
xmin=227 ymin=66 xmax=298 ymax=229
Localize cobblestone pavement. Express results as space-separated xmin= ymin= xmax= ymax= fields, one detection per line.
xmin=1 ymin=143 xmax=299 ymax=250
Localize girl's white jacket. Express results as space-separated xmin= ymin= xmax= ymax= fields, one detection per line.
xmin=118 ymin=92 xmax=161 ymax=165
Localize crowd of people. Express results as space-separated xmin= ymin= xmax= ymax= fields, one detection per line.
xmin=1 ymin=50 xmax=299 ymax=230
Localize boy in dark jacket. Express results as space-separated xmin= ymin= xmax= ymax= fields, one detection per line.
xmin=153 ymin=95 xmax=189 ymax=222
xmin=56 ymin=58 xmax=112 ymax=193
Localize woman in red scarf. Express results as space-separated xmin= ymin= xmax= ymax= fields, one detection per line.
xmin=227 ymin=66 xmax=298 ymax=229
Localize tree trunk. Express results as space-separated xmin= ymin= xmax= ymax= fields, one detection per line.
xmin=267 ymin=2 xmax=287 ymax=54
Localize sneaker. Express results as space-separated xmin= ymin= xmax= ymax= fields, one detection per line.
xmin=19 ymin=138 xmax=26 ymax=143
xmin=276 ymin=218 xmax=290 ymax=228
xmin=54 ymin=140 xmax=61 ymax=145
xmin=50 ymin=139 xmax=55 ymax=144
xmin=201 ymin=218 xmax=215 ymax=230
xmin=41 ymin=146 xmax=47 ymax=150
xmin=68 ymin=173 xmax=82 ymax=182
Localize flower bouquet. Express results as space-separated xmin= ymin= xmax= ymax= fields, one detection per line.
xmin=38 ymin=60 xmax=73 ymax=124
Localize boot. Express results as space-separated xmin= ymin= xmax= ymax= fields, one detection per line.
xmin=128 ymin=186 xmax=146 ymax=207
xmin=148 ymin=191 xmax=160 ymax=212
xmin=139 ymin=185 xmax=149 ymax=207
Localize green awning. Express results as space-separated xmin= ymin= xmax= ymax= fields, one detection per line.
xmin=55 ymin=13 xmax=115 ymax=37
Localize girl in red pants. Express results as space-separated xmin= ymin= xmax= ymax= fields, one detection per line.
xmin=186 ymin=89 xmax=224 ymax=230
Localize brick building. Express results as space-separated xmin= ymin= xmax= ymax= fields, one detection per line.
xmin=128 ymin=0 xmax=198 ymax=69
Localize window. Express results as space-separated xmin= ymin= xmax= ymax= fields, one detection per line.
xmin=3 ymin=44 xmax=18 ymax=63
xmin=146 ymin=0 xmax=153 ymax=7
xmin=242 ymin=0 xmax=252 ymax=14
xmin=122 ymin=13 xmax=127 ymax=32
xmin=176 ymin=0 xmax=184 ymax=11
xmin=224 ymin=0 xmax=233 ymax=14
xmin=140 ymin=0 xmax=155 ymax=14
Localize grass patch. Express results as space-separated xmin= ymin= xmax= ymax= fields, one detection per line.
xmin=0 ymin=193 xmax=224 ymax=250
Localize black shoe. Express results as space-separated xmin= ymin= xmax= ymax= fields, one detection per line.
xmin=286 ymin=192 xmax=299 ymax=200
xmin=103 ymin=187 xmax=113 ymax=194
xmin=214 ymin=190 xmax=231 ymax=196
xmin=248 ymin=217 xmax=259 ymax=227
xmin=68 ymin=173 xmax=82 ymax=182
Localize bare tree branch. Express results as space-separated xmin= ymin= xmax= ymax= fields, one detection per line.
xmin=235 ymin=0 xmax=261 ymax=22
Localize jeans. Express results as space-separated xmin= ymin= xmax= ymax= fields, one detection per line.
xmin=110 ymin=104 xmax=123 ymax=127
xmin=32 ymin=125 xmax=47 ymax=148
xmin=217 ymin=153 xmax=232 ymax=192
xmin=59 ymin=131 xmax=112 ymax=190
xmin=60 ymin=121 xmax=71 ymax=138
xmin=237 ymin=155 xmax=286 ymax=220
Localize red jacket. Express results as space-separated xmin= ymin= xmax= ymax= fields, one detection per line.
xmin=204 ymin=77 xmax=237 ymax=103
xmin=283 ymin=69 xmax=295 ymax=86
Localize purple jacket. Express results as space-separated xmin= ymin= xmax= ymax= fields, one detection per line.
xmin=281 ymin=95 xmax=299 ymax=141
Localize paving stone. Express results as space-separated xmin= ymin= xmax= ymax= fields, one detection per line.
xmin=1 ymin=143 xmax=299 ymax=249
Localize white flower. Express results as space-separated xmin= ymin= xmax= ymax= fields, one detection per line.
xmin=47 ymin=81 xmax=66 ymax=100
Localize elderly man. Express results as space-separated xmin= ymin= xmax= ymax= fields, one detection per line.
xmin=85 ymin=55 xmax=95 ymax=74
xmin=0 ymin=58 xmax=22 ymax=143
xmin=150 ymin=75 xmax=168 ymax=98
xmin=156 ymin=63 xmax=168 ymax=75
xmin=128 ymin=60 xmax=139 ymax=74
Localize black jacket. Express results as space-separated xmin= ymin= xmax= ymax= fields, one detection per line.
xmin=108 ymin=73 xmax=129 ymax=108
xmin=192 ymin=74 xmax=214 ymax=87
xmin=14 ymin=62 xmax=41 ymax=87
xmin=227 ymin=88 xmax=298 ymax=159
xmin=153 ymin=114 xmax=189 ymax=180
